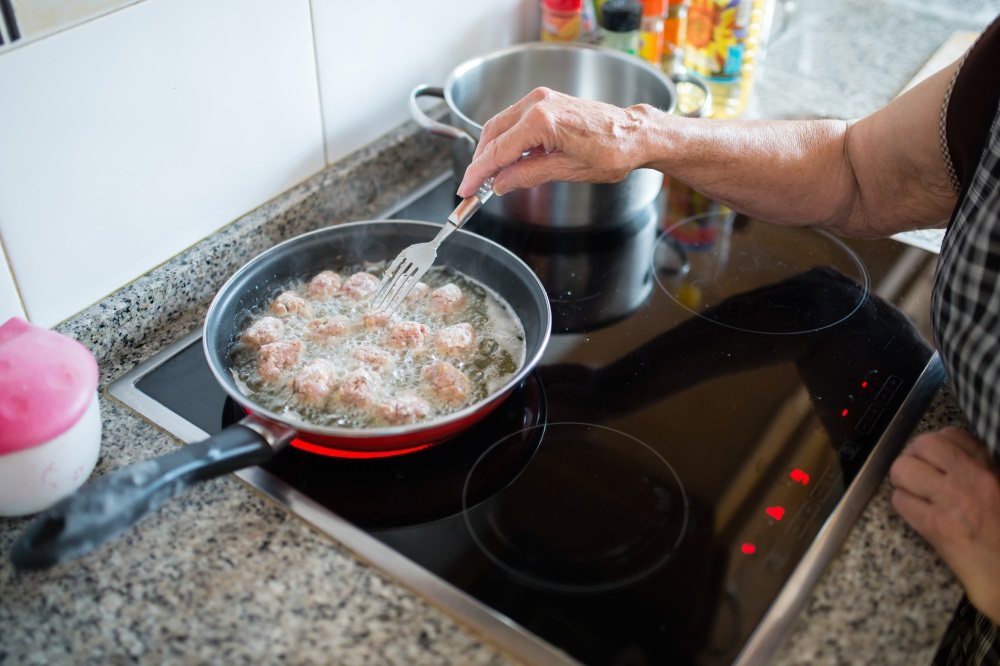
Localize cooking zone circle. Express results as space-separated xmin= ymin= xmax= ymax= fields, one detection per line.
xmin=462 ymin=422 xmax=689 ymax=593
xmin=652 ymin=214 xmax=870 ymax=335
xmin=223 ymin=373 xmax=547 ymax=528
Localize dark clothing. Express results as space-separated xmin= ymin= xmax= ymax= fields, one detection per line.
xmin=930 ymin=13 xmax=1000 ymax=666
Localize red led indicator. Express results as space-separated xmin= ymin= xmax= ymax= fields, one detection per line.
xmin=861 ymin=380 xmax=869 ymax=389
xmin=790 ymin=468 xmax=810 ymax=485
xmin=766 ymin=506 xmax=786 ymax=521
xmin=741 ymin=543 xmax=756 ymax=555
xmin=841 ymin=408 xmax=850 ymax=417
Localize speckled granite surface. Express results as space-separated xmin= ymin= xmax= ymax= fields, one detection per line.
xmin=1 ymin=0 xmax=997 ymax=664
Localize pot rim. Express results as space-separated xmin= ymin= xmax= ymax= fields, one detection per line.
xmin=441 ymin=41 xmax=679 ymax=137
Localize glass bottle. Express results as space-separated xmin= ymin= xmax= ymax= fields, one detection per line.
xmin=541 ymin=0 xmax=583 ymax=42
xmin=682 ymin=0 xmax=774 ymax=118
xmin=601 ymin=0 xmax=643 ymax=55
xmin=661 ymin=0 xmax=689 ymax=74
xmin=638 ymin=0 xmax=667 ymax=66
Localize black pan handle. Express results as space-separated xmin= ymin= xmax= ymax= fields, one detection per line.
xmin=10 ymin=418 xmax=293 ymax=571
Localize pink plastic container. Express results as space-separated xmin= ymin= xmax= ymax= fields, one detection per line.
xmin=0 ymin=317 xmax=101 ymax=516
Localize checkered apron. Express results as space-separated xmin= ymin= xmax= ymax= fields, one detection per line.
xmin=930 ymin=87 xmax=1000 ymax=666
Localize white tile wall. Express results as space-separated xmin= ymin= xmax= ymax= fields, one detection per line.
xmin=311 ymin=0 xmax=538 ymax=164
xmin=0 ymin=0 xmax=324 ymax=327
xmin=0 ymin=0 xmax=540 ymax=328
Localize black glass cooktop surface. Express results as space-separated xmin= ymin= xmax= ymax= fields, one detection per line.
xmin=119 ymin=174 xmax=943 ymax=665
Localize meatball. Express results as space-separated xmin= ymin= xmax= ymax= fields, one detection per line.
xmin=361 ymin=308 xmax=395 ymax=329
xmin=434 ymin=323 xmax=476 ymax=358
xmin=428 ymin=283 xmax=466 ymax=315
xmin=342 ymin=272 xmax=380 ymax=301
xmin=292 ymin=359 xmax=338 ymax=405
xmin=420 ymin=361 xmax=471 ymax=406
xmin=307 ymin=271 xmax=342 ymax=299
xmin=241 ymin=316 xmax=284 ymax=349
xmin=386 ymin=321 xmax=429 ymax=350
xmin=337 ymin=369 xmax=380 ymax=408
xmin=376 ymin=394 xmax=432 ymax=426
xmin=257 ymin=340 xmax=302 ymax=382
xmin=353 ymin=345 xmax=394 ymax=372
xmin=405 ymin=282 xmax=430 ymax=305
xmin=307 ymin=315 xmax=352 ymax=340
xmin=270 ymin=290 xmax=312 ymax=318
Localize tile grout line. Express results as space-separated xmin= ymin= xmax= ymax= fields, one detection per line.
xmin=305 ymin=0 xmax=330 ymax=167
xmin=0 ymin=227 xmax=30 ymax=320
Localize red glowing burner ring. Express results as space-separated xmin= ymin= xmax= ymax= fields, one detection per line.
xmin=289 ymin=437 xmax=434 ymax=459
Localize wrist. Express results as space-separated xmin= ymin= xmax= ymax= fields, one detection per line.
xmin=972 ymin=589 xmax=1000 ymax=627
xmin=627 ymin=103 xmax=678 ymax=173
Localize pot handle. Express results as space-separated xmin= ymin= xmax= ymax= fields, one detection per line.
xmin=410 ymin=84 xmax=478 ymax=148
xmin=10 ymin=416 xmax=294 ymax=571
xmin=669 ymin=72 xmax=714 ymax=118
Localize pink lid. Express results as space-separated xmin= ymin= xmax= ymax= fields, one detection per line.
xmin=0 ymin=318 xmax=99 ymax=455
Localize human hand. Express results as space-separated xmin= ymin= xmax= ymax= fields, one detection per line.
xmin=889 ymin=426 xmax=1000 ymax=623
xmin=456 ymin=87 xmax=657 ymax=198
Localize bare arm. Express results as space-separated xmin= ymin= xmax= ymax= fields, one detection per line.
xmin=458 ymin=61 xmax=961 ymax=237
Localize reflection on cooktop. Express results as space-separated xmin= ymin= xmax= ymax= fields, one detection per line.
xmin=654 ymin=215 xmax=870 ymax=335
xmin=462 ymin=422 xmax=688 ymax=593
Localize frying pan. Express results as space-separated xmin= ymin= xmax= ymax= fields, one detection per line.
xmin=11 ymin=220 xmax=552 ymax=570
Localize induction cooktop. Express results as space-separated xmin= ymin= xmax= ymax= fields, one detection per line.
xmin=110 ymin=172 xmax=944 ymax=665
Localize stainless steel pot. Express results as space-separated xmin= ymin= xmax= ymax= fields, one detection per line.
xmin=410 ymin=42 xmax=709 ymax=228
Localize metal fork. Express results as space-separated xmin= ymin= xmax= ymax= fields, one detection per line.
xmin=370 ymin=176 xmax=497 ymax=314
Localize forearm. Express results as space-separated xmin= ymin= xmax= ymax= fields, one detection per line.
xmin=635 ymin=61 xmax=960 ymax=237
xmin=639 ymin=114 xmax=860 ymax=231
xmin=461 ymin=63 xmax=960 ymax=237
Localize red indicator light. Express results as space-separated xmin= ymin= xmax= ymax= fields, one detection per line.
xmin=766 ymin=506 xmax=785 ymax=521
xmin=741 ymin=543 xmax=756 ymax=555
xmin=861 ymin=380 xmax=869 ymax=389
xmin=841 ymin=408 xmax=849 ymax=417
xmin=790 ymin=469 xmax=810 ymax=485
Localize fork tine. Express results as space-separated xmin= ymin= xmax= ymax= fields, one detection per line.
xmin=380 ymin=263 xmax=420 ymax=313
xmin=371 ymin=256 xmax=410 ymax=310
xmin=383 ymin=266 xmax=425 ymax=314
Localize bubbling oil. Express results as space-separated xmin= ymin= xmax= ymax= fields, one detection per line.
xmin=230 ymin=264 xmax=527 ymax=429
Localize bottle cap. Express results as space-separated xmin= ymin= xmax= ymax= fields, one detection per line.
xmin=0 ymin=318 xmax=99 ymax=455
xmin=641 ymin=0 xmax=668 ymax=16
xmin=544 ymin=0 xmax=583 ymax=10
xmin=602 ymin=0 xmax=642 ymax=31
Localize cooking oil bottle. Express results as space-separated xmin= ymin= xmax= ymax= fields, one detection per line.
xmin=681 ymin=0 xmax=774 ymax=118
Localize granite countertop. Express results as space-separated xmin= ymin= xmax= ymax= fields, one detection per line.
xmin=2 ymin=1 xmax=997 ymax=664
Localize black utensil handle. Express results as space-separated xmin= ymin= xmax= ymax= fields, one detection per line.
xmin=10 ymin=424 xmax=277 ymax=571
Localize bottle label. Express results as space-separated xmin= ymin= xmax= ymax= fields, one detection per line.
xmin=684 ymin=0 xmax=750 ymax=82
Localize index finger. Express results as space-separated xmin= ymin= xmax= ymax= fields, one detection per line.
xmin=471 ymin=87 xmax=554 ymax=163
xmin=459 ymin=115 xmax=547 ymax=197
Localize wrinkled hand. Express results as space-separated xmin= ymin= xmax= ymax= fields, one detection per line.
xmin=457 ymin=87 xmax=656 ymax=198
xmin=889 ymin=426 xmax=1000 ymax=623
